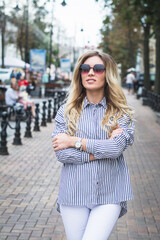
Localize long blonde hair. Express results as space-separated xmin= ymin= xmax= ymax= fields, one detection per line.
xmin=64 ymin=51 xmax=134 ymax=136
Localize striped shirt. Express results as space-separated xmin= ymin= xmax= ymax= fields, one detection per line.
xmin=52 ymin=97 xmax=135 ymax=218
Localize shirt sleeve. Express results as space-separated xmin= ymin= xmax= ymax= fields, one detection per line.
xmin=5 ymin=88 xmax=18 ymax=105
xmin=52 ymin=105 xmax=90 ymax=165
xmin=86 ymin=115 xmax=135 ymax=160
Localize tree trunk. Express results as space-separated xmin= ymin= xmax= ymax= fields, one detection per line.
xmin=155 ymin=29 xmax=160 ymax=94
xmin=1 ymin=14 xmax=5 ymax=68
xmin=128 ymin=28 xmax=135 ymax=67
xmin=143 ymin=23 xmax=151 ymax=90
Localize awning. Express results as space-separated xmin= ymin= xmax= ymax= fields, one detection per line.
xmin=0 ymin=57 xmax=30 ymax=68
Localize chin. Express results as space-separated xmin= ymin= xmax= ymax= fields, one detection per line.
xmin=86 ymin=87 xmax=104 ymax=93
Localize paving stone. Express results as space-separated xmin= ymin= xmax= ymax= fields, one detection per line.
xmin=0 ymin=91 xmax=160 ymax=239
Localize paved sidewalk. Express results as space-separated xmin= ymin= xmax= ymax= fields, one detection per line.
xmin=0 ymin=90 xmax=160 ymax=240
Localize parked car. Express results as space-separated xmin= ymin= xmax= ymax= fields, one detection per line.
xmin=136 ymin=72 xmax=155 ymax=89
xmin=150 ymin=73 xmax=155 ymax=86
xmin=0 ymin=68 xmax=13 ymax=85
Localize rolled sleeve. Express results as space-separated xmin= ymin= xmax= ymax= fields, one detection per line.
xmin=81 ymin=151 xmax=90 ymax=163
xmin=85 ymin=119 xmax=135 ymax=160
xmin=55 ymin=148 xmax=90 ymax=165
xmin=113 ymin=124 xmax=135 ymax=153
xmin=86 ymin=139 xmax=96 ymax=155
xmin=87 ymin=138 xmax=120 ymax=159
xmin=52 ymin=105 xmax=90 ymax=165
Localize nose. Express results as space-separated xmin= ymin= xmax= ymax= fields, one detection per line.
xmin=88 ymin=68 xmax=94 ymax=75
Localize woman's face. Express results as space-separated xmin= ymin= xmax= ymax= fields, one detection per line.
xmin=80 ymin=56 xmax=106 ymax=95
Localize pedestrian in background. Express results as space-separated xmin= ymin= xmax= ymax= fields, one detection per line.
xmin=5 ymin=78 xmax=21 ymax=107
xmin=10 ymin=70 xmax=16 ymax=79
xmin=52 ymin=51 xmax=135 ymax=240
xmin=16 ymin=71 xmax=22 ymax=81
xmin=126 ymin=70 xmax=136 ymax=95
xmin=41 ymin=71 xmax=49 ymax=97
xmin=5 ymin=78 xmax=35 ymax=116
xmin=18 ymin=75 xmax=29 ymax=90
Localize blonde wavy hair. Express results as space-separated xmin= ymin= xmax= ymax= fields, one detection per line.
xmin=64 ymin=51 xmax=134 ymax=137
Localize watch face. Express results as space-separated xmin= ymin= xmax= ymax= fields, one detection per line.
xmin=75 ymin=141 xmax=81 ymax=148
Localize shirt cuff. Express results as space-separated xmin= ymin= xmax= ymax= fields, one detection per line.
xmin=86 ymin=139 xmax=96 ymax=155
xmin=81 ymin=151 xmax=90 ymax=163
xmin=114 ymin=129 xmax=130 ymax=146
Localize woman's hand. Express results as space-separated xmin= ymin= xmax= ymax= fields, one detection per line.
xmin=110 ymin=126 xmax=123 ymax=139
xmin=52 ymin=133 xmax=77 ymax=152
xmin=89 ymin=154 xmax=95 ymax=161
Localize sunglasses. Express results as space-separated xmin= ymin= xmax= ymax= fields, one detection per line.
xmin=80 ymin=64 xmax=106 ymax=74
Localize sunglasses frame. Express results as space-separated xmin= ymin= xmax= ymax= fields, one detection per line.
xmin=80 ymin=64 xmax=106 ymax=74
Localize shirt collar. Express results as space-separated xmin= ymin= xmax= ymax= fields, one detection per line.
xmin=83 ymin=96 xmax=107 ymax=109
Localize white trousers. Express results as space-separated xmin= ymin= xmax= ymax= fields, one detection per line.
xmin=60 ymin=204 xmax=121 ymax=240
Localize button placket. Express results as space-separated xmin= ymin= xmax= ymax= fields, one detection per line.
xmin=93 ymin=108 xmax=97 ymax=116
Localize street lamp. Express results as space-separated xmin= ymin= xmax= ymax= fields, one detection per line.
xmin=24 ymin=0 xmax=29 ymax=78
xmin=48 ymin=0 xmax=67 ymax=82
xmin=13 ymin=4 xmax=21 ymax=12
xmin=61 ymin=0 xmax=67 ymax=7
xmin=0 ymin=1 xmax=5 ymax=68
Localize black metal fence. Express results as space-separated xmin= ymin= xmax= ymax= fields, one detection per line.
xmin=0 ymin=90 xmax=66 ymax=156
xmin=136 ymin=87 xmax=160 ymax=124
xmin=140 ymin=88 xmax=160 ymax=112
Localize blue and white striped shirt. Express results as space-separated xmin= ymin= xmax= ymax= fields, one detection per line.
xmin=52 ymin=97 xmax=135 ymax=218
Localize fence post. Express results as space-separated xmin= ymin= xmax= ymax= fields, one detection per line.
xmin=34 ymin=103 xmax=40 ymax=131
xmin=13 ymin=107 xmax=23 ymax=145
xmin=41 ymin=101 xmax=47 ymax=126
xmin=47 ymin=98 xmax=52 ymax=123
xmin=52 ymin=94 xmax=57 ymax=119
xmin=58 ymin=92 xmax=61 ymax=110
xmin=0 ymin=112 xmax=9 ymax=155
xmin=24 ymin=105 xmax=32 ymax=138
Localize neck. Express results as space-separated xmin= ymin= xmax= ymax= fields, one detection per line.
xmin=86 ymin=90 xmax=104 ymax=104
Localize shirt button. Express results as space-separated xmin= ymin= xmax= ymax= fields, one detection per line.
xmin=97 ymin=182 xmax=99 ymax=185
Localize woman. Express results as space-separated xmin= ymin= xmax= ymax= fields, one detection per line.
xmin=5 ymin=78 xmax=35 ymax=116
xmin=52 ymin=51 xmax=135 ymax=240
xmin=5 ymin=78 xmax=21 ymax=106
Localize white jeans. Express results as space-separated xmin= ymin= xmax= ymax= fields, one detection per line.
xmin=60 ymin=204 xmax=121 ymax=240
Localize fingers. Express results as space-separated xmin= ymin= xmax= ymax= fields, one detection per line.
xmin=111 ymin=126 xmax=121 ymax=134
xmin=52 ymin=137 xmax=64 ymax=152
xmin=52 ymin=133 xmax=66 ymax=142
xmin=52 ymin=134 xmax=59 ymax=148
xmin=52 ymin=142 xmax=56 ymax=150
xmin=113 ymin=128 xmax=123 ymax=133
xmin=110 ymin=128 xmax=123 ymax=139
xmin=52 ymin=133 xmax=70 ymax=152
xmin=52 ymin=142 xmax=59 ymax=152
xmin=52 ymin=137 xmax=58 ymax=150
xmin=53 ymin=143 xmax=56 ymax=148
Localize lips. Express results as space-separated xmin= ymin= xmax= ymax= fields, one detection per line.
xmin=86 ymin=79 xmax=96 ymax=83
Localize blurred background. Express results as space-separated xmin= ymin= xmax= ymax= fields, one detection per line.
xmin=1 ymin=2 xmax=160 ymax=239
xmin=0 ymin=0 xmax=160 ymax=95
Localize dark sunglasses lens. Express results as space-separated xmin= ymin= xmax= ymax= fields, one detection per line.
xmin=80 ymin=64 xmax=105 ymax=74
xmin=93 ymin=64 xmax=105 ymax=73
xmin=80 ymin=64 xmax=90 ymax=73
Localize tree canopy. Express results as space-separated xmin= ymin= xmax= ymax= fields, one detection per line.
xmin=98 ymin=0 xmax=160 ymax=93
xmin=2 ymin=0 xmax=59 ymax=66
xmin=99 ymin=0 xmax=141 ymax=77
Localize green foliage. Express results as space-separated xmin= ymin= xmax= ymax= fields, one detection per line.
xmin=32 ymin=0 xmax=49 ymax=32
xmin=99 ymin=0 xmax=141 ymax=77
xmin=98 ymin=0 xmax=160 ymax=92
xmin=4 ymin=0 xmax=55 ymax=65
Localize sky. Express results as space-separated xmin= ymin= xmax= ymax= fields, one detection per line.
xmin=4 ymin=0 xmax=110 ymax=48
xmin=52 ymin=0 xmax=107 ymax=48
